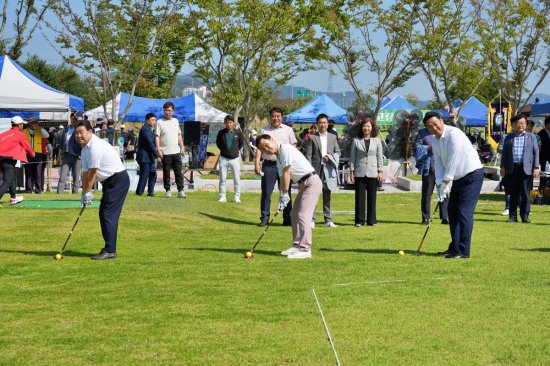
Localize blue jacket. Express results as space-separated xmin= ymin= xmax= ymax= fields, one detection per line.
xmin=136 ymin=125 xmax=158 ymax=164
xmin=500 ymin=131 xmax=539 ymax=175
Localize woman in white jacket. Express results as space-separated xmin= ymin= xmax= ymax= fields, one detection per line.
xmin=350 ymin=118 xmax=384 ymax=227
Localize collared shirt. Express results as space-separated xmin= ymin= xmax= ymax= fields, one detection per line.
xmin=277 ymin=143 xmax=314 ymax=183
xmin=260 ymin=124 xmax=297 ymax=161
xmin=81 ymin=134 xmax=125 ymax=182
xmin=319 ymin=132 xmax=328 ymax=159
xmin=432 ymin=125 xmax=483 ymax=185
xmin=513 ymin=132 xmax=525 ymax=163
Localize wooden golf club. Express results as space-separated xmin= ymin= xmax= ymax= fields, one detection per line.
xmin=413 ymin=201 xmax=440 ymax=256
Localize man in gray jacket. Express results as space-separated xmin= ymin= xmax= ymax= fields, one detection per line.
xmin=305 ymin=114 xmax=340 ymax=228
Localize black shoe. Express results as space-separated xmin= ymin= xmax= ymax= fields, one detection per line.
xmin=521 ymin=217 xmax=531 ymax=223
xmin=437 ymin=249 xmax=453 ymax=256
xmin=421 ymin=219 xmax=429 ymax=225
xmin=441 ymin=219 xmax=449 ymax=224
xmin=506 ymin=217 xmax=518 ymax=223
xmin=91 ymin=249 xmax=117 ymax=260
xmin=258 ymin=220 xmax=268 ymax=227
xmin=445 ymin=253 xmax=470 ymax=259
xmin=377 ymin=187 xmax=385 ymax=192
xmin=282 ymin=221 xmax=292 ymax=227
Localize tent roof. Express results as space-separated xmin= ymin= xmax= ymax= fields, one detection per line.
xmin=459 ymin=96 xmax=488 ymax=127
xmin=286 ymin=94 xmax=348 ymax=124
xmin=0 ymin=55 xmax=84 ymax=112
xmin=432 ymin=109 xmax=451 ymax=118
xmin=380 ymin=95 xmax=415 ymax=110
xmin=85 ymin=93 xmax=227 ymax=122
xmin=531 ymin=99 xmax=550 ymax=116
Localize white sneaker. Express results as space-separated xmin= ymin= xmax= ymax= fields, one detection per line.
xmin=178 ymin=190 xmax=186 ymax=198
xmin=287 ymin=250 xmax=312 ymax=259
xmin=324 ymin=222 xmax=337 ymax=228
xmin=234 ymin=197 xmax=241 ymax=203
xmin=219 ymin=196 xmax=227 ymax=202
xmin=165 ymin=190 xmax=171 ymax=198
xmin=10 ymin=196 xmax=24 ymax=205
xmin=311 ymin=221 xmax=315 ymax=229
xmin=281 ymin=246 xmax=300 ymax=256
xmin=501 ymin=209 xmax=509 ymax=216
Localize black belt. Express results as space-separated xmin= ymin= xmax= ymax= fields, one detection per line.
xmin=514 ymin=162 xmax=523 ymax=166
xmin=297 ymin=171 xmax=316 ymax=184
xmin=263 ymin=160 xmax=277 ymax=165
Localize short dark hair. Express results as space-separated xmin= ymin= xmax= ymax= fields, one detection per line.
xmin=76 ymin=120 xmax=93 ymax=131
xmin=163 ymin=102 xmax=175 ymax=110
xmin=255 ymin=134 xmax=272 ymax=147
xmin=544 ymin=116 xmax=550 ymax=126
xmin=511 ymin=114 xmax=527 ymax=124
xmin=269 ymin=107 xmax=283 ymax=116
xmin=224 ymin=115 xmax=235 ymax=123
xmin=527 ymin=119 xmax=535 ymax=128
xmin=423 ymin=111 xmax=441 ymax=125
xmin=357 ymin=117 xmax=378 ymax=138
xmin=316 ymin=113 xmax=329 ymax=123
xmin=145 ymin=113 xmax=156 ymax=121
xmin=328 ymin=119 xmax=336 ymax=125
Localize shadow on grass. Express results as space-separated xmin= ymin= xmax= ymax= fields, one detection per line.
xmin=199 ymin=212 xmax=285 ymax=226
xmin=318 ymin=247 xmax=440 ymax=257
xmin=511 ymin=247 xmax=550 ymax=253
xmin=179 ymin=247 xmax=282 ymax=257
xmin=0 ymin=249 xmax=93 ymax=258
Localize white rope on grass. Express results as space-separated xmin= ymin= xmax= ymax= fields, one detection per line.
xmin=312 ymin=289 xmax=341 ymax=366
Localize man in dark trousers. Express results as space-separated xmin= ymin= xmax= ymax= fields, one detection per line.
xmin=136 ymin=113 xmax=158 ymax=197
xmin=75 ymin=120 xmax=130 ymax=260
xmin=305 ymin=113 xmax=340 ymax=228
xmin=216 ymin=115 xmax=246 ymax=203
xmin=500 ymin=114 xmax=539 ymax=223
xmin=57 ymin=113 xmax=82 ymax=194
xmin=538 ymin=116 xmax=550 ymax=172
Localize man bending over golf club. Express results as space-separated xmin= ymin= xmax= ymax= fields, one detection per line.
xmin=256 ymin=134 xmax=322 ymax=259
xmin=423 ymin=111 xmax=484 ymax=259
xmin=75 ymin=121 xmax=130 ymax=260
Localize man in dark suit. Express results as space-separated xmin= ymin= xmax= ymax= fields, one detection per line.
xmin=135 ymin=113 xmax=158 ymax=196
xmin=305 ymin=113 xmax=340 ymax=228
xmin=538 ymin=117 xmax=550 ymax=172
xmin=500 ymin=114 xmax=540 ymax=223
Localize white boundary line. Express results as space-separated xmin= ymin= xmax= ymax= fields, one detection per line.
xmin=331 ymin=275 xmax=462 ymax=288
xmin=313 ymin=289 xmax=341 ymax=366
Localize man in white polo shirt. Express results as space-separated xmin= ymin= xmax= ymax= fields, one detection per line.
xmin=75 ymin=120 xmax=130 ymax=260
xmin=256 ymin=134 xmax=322 ymax=259
xmin=155 ymin=101 xmax=186 ymax=198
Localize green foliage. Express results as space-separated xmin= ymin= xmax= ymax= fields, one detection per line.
xmin=1 ymin=191 xmax=550 ymax=364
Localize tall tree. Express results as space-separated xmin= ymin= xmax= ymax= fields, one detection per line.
xmin=0 ymin=0 xmax=56 ymax=60
xmin=48 ymin=0 xmax=193 ymax=122
xmin=186 ymin=0 xmax=326 ymax=131
xmin=321 ymin=0 xmax=417 ymax=119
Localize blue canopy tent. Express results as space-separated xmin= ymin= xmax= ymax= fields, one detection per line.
xmin=0 ymin=55 xmax=84 ymax=120
xmin=285 ymin=94 xmax=349 ymax=124
xmin=432 ymin=109 xmax=451 ymax=118
xmin=459 ymin=96 xmax=488 ymax=127
xmin=531 ymin=99 xmax=550 ymax=116
xmin=380 ymin=95 xmax=415 ymax=110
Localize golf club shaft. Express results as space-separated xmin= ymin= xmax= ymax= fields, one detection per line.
xmin=415 ymin=201 xmax=440 ymax=253
xmin=59 ymin=204 xmax=87 ymax=254
xmin=250 ymin=210 xmax=280 ymax=253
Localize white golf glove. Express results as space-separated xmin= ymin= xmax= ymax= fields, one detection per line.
xmin=437 ymin=183 xmax=450 ymax=202
xmin=81 ymin=192 xmax=94 ymax=207
xmin=278 ymin=191 xmax=290 ymax=211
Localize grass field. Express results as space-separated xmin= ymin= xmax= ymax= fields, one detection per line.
xmin=1 ymin=191 xmax=549 ymax=365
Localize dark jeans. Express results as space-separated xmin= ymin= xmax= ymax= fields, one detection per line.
xmin=260 ymin=161 xmax=292 ymax=224
xmin=136 ymin=161 xmax=157 ymax=196
xmin=100 ymin=171 xmax=130 ymax=253
xmin=0 ymin=159 xmax=17 ymax=201
xmin=161 ymin=154 xmax=184 ymax=191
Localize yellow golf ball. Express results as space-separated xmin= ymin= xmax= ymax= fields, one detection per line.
xmin=398 ymin=250 xmax=405 ymax=257
xmin=54 ymin=254 xmax=62 ymax=261
xmin=245 ymin=252 xmax=252 ymax=259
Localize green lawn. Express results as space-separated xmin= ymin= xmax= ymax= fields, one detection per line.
xmin=1 ymin=191 xmax=549 ymax=365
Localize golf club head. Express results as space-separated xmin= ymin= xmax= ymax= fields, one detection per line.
xmin=412 ymin=251 xmax=422 ymax=256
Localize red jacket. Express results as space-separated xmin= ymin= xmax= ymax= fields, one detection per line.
xmin=0 ymin=127 xmax=35 ymax=163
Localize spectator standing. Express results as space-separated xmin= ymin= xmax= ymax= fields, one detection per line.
xmin=0 ymin=116 xmax=35 ymax=205
xmin=75 ymin=120 xmax=130 ymax=260
xmin=349 ymin=118 xmax=384 ymax=227
xmin=57 ymin=113 xmax=82 ymax=194
xmin=22 ymin=117 xmax=49 ymax=194
xmin=500 ymin=114 xmax=539 ymax=223
xmin=216 ymin=115 xmax=246 ymax=203
xmin=155 ymin=101 xmax=186 ymax=198
xmin=255 ymin=107 xmax=297 ymax=226
xmin=536 ymin=117 xmax=550 ymax=172
xmin=327 ymin=119 xmax=339 ymax=140
xmin=256 ymin=135 xmax=322 ymax=259
xmin=305 ymin=113 xmax=340 ymax=228
xmin=136 ymin=113 xmax=158 ymax=196
xmin=125 ymin=127 xmax=136 ymax=160
xmin=424 ymin=111 xmax=484 ymax=259
xmin=53 ymin=125 xmax=64 ymax=164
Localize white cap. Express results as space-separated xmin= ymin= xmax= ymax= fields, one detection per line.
xmin=121 ymin=124 xmax=126 ymax=129
xmin=11 ymin=116 xmax=26 ymax=124
xmin=58 ymin=125 xmax=64 ymax=129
